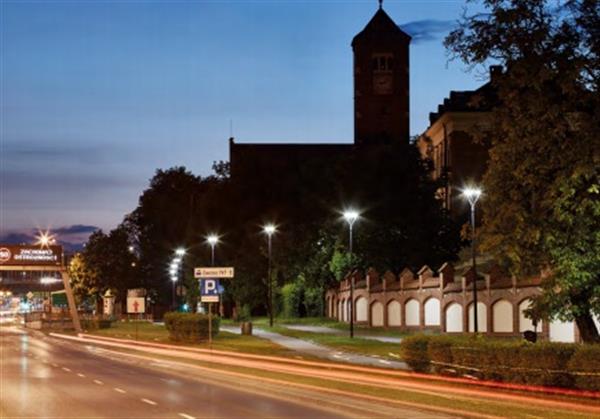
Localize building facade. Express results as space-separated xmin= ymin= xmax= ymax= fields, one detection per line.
xmin=325 ymin=265 xmax=585 ymax=343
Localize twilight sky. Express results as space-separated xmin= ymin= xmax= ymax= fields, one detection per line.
xmin=1 ymin=0 xmax=485 ymax=245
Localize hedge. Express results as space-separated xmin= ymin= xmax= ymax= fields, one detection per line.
xmin=400 ymin=334 xmax=598 ymax=391
xmin=164 ymin=312 xmax=220 ymax=342
xmin=568 ymin=344 xmax=600 ymax=391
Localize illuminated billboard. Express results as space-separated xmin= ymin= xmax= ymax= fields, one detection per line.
xmin=0 ymin=245 xmax=63 ymax=266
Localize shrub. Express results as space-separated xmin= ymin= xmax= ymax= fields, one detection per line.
xmin=164 ymin=312 xmax=219 ymax=342
xmin=400 ymin=335 xmax=432 ymax=372
xmin=427 ymin=335 xmax=470 ymax=374
xmin=404 ymin=335 xmax=581 ymax=389
xmin=80 ymin=318 xmax=112 ymax=331
xmin=568 ymin=345 xmax=600 ymax=391
xmin=281 ymin=282 xmax=302 ymax=318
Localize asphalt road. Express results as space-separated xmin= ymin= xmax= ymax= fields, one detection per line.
xmin=0 ymin=327 xmax=353 ymax=418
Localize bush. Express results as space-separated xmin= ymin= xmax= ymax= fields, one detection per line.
xmin=400 ymin=335 xmax=432 ymax=372
xmin=404 ymin=334 xmax=580 ymax=389
xmin=164 ymin=312 xmax=219 ymax=342
xmin=281 ymin=282 xmax=302 ymax=318
xmin=568 ymin=345 xmax=600 ymax=391
xmin=427 ymin=335 xmax=467 ymax=374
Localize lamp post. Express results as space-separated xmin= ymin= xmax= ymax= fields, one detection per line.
xmin=343 ymin=210 xmax=359 ymax=338
xmin=206 ymin=235 xmax=219 ymax=348
xmin=263 ymin=224 xmax=276 ymax=327
xmin=462 ymin=187 xmax=482 ymax=333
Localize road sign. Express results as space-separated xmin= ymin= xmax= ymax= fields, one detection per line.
xmin=194 ymin=267 xmax=234 ymax=279
xmin=200 ymin=279 xmax=221 ymax=302
xmin=127 ymin=297 xmax=145 ymax=313
xmin=26 ymin=291 xmax=34 ymax=300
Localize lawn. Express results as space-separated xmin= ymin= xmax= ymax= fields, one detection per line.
xmin=89 ymin=320 xmax=295 ymax=356
xmin=268 ymin=326 xmax=404 ymax=360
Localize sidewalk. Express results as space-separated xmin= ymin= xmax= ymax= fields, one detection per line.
xmin=220 ymin=325 xmax=408 ymax=370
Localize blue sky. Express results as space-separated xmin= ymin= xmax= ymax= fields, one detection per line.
xmin=1 ymin=0 xmax=484 ymax=242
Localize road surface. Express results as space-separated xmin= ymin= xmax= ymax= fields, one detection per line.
xmin=0 ymin=327 xmax=439 ymax=418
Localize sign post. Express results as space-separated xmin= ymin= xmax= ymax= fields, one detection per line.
xmin=195 ymin=267 xmax=233 ymax=348
xmin=127 ymin=297 xmax=145 ymax=341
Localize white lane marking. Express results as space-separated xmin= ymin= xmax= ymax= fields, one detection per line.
xmin=93 ymin=379 xmax=104 ymax=385
xmin=62 ymin=367 xmax=71 ymax=372
xmin=141 ymin=398 xmax=157 ymax=406
xmin=77 ymin=373 xmax=86 ymax=378
xmin=378 ymin=360 xmax=391 ymax=365
xmin=114 ymin=387 xmax=126 ymax=394
xmin=51 ymin=363 xmax=58 ymax=367
xmin=179 ymin=414 xmax=195 ymax=419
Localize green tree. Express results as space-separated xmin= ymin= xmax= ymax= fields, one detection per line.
xmin=83 ymin=226 xmax=138 ymax=313
xmin=68 ymin=252 xmax=97 ymax=306
xmin=445 ymin=0 xmax=600 ymax=342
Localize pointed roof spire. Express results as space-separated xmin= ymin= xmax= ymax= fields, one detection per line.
xmin=352 ymin=5 xmax=411 ymax=47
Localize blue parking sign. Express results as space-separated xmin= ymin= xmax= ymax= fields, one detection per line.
xmin=200 ymin=279 xmax=220 ymax=302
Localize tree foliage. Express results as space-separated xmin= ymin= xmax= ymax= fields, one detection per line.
xmin=445 ymin=0 xmax=600 ymax=341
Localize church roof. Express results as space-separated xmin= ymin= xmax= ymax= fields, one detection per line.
xmin=352 ymin=7 xmax=411 ymax=47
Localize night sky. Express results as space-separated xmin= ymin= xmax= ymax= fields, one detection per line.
xmin=1 ymin=1 xmax=484 ymax=246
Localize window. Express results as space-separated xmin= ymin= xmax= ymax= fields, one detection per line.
xmin=372 ymin=54 xmax=394 ymax=73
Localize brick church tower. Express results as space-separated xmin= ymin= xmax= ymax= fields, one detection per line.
xmin=352 ymin=4 xmax=411 ymax=145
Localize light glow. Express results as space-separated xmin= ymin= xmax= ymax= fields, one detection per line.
xmin=263 ymin=224 xmax=276 ymax=236
xmin=462 ymin=186 xmax=483 ymax=206
xmin=35 ymin=231 xmax=56 ymax=248
xmin=175 ymin=248 xmax=186 ymax=256
xmin=343 ymin=210 xmax=360 ymax=226
xmin=206 ymin=234 xmax=220 ymax=246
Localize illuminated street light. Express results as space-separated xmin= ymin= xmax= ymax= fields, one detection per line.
xmin=40 ymin=277 xmax=61 ymax=284
xmin=36 ymin=231 xmax=56 ymax=248
xmin=206 ymin=235 xmax=220 ymax=266
xmin=175 ymin=248 xmax=186 ymax=257
xmin=462 ymin=186 xmax=483 ymax=333
xmin=263 ymin=224 xmax=277 ymax=327
xmin=343 ymin=209 xmax=360 ymax=338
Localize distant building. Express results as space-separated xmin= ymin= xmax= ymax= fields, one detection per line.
xmin=229 ymin=5 xmax=411 ymax=178
xmin=416 ymin=67 xmax=501 ymax=218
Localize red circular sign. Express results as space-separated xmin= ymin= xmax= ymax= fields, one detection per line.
xmin=0 ymin=248 xmax=11 ymax=263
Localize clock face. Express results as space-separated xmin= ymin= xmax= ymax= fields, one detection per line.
xmin=373 ymin=74 xmax=393 ymax=95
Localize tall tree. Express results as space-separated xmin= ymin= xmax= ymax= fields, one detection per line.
xmin=445 ymin=0 xmax=600 ymax=342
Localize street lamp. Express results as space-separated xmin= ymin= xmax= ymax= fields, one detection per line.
xmin=170 ymin=248 xmax=186 ymax=311
xmin=462 ymin=186 xmax=482 ymax=333
xmin=36 ymin=231 xmax=56 ymax=248
xmin=206 ymin=235 xmax=219 ymax=266
xmin=263 ymin=224 xmax=276 ymax=327
xmin=343 ymin=209 xmax=360 ymax=338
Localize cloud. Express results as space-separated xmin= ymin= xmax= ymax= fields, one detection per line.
xmin=0 ymin=224 xmax=99 ymax=253
xmin=399 ymin=19 xmax=457 ymax=44
xmin=52 ymin=225 xmax=99 ymax=235
xmin=0 ymin=232 xmax=34 ymax=244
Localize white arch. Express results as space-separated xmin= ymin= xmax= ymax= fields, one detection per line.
xmin=371 ymin=302 xmax=384 ymax=326
xmin=468 ymin=302 xmax=488 ymax=332
xmin=387 ymin=300 xmax=401 ymax=327
xmin=445 ymin=303 xmax=463 ymax=332
xmin=405 ymin=299 xmax=420 ymax=326
xmin=518 ymin=299 xmax=542 ymax=333
xmin=492 ymin=300 xmax=513 ymax=333
xmin=549 ymin=319 xmax=575 ymax=342
xmin=355 ymin=297 xmax=368 ymax=322
xmin=424 ymin=298 xmax=441 ymax=326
